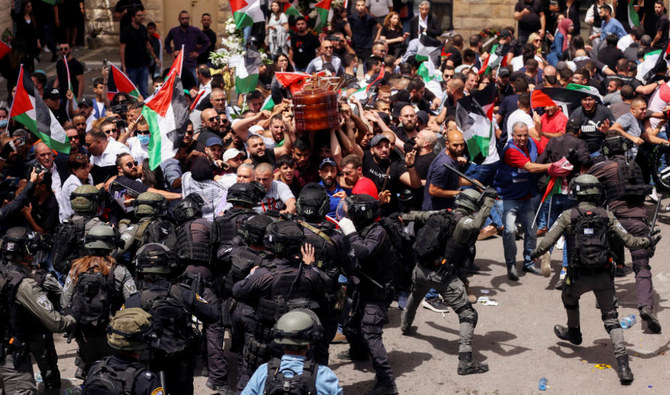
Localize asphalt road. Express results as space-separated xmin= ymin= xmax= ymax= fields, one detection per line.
xmin=41 ymin=197 xmax=670 ymax=394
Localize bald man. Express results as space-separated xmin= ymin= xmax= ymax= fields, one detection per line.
xmin=33 ymin=142 xmax=65 ymax=199
xmin=195 ymin=108 xmax=223 ymax=151
xmin=423 ymin=130 xmax=473 ymax=210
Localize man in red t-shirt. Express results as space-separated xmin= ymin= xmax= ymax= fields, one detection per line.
xmin=340 ymin=154 xmax=379 ymax=199
xmin=537 ymin=105 xmax=567 ymax=150
xmin=498 ymin=122 xmax=551 ymax=281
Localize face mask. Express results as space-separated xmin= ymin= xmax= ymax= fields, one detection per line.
xmin=0 ymin=119 xmax=7 ymax=128
xmin=138 ymin=134 xmax=150 ymax=145
xmin=352 ymin=67 xmax=358 ymax=75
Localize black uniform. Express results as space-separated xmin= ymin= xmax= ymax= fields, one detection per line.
xmin=343 ymin=222 xmax=396 ymax=388
xmin=85 ymin=355 xmax=163 ymax=395
xmin=232 ymin=256 xmax=326 ymax=391
xmin=125 ymin=279 xmax=220 ymax=395
xmin=298 ymin=219 xmax=358 ymax=366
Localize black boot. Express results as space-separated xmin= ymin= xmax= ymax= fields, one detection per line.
xmin=554 ymin=325 xmax=582 ymax=345
xmin=616 ymin=355 xmax=634 ymax=385
xmin=639 ymin=306 xmax=662 ymax=334
xmin=457 ymin=352 xmax=489 ymax=375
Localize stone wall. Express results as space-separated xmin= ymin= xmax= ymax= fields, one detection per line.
xmin=0 ymin=0 xmax=12 ymax=40
xmin=452 ymin=0 xmax=516 ymax=40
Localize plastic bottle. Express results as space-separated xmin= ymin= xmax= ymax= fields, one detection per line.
xmin=538 ymin=377 xmax=548 ymax=391
xmin=620 ymin=314 xmax=637 ymax=329
xmin=34 ymin=372 xmax=42 ymax=383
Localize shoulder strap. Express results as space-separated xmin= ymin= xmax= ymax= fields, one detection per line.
xmin=298 ymin=221 xmax=334 ymax=246
xmin=135 ymin=219 xmax=153 ymax=242
xmin=301 ymin=359 xmax=318 ymax=394
xmin=122 ymin=361 xmax=147 ymax=394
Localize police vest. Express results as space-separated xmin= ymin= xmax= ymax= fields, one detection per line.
xmin=602 ymin=156 xmax=647 ymax=204
xmin=176 ymin=218 xmax=212 ymax=265
xmin=213 ymin=208 xmax=256 ymax=247
xmin=2 ymin=265 xmax=48 ymax=342
xmin=139 ymin=284 xmax=191 ymax=355
xmin=225 ymin=246 xmax=266 ymax=295
xmin=256 ymin=260 xmax=317 ymax=323
xmin=299 ymin=221 xmax=339 ymax=279
xmin=566 ymin=207 xmax=612 ymax=270
xmin=495 ymin=139 xmax=539 ymax=200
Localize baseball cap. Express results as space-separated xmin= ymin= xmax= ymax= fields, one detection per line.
xmin=499 ymin=29 xmax=511 ymax=39
xmin=223 ymin=148 xmax=244 ymax=162
xmin=206 ymin=136 xmax=223 ymax=147
xmin=319 ymin=157 xmax=337 ymax=170
xmin=498 ymin=68 xmax=510 ymax=77
xmin=416 ymin=110 xmax=429 ymax=125
xmin=45 ymin=88 xmax=60 ymax=100
xmin=78 ymin=97 xmax=92 ymax=108
xmin=370 ymin=134 xmax=391 ymax=147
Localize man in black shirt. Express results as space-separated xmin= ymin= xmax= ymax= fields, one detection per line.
xmin=348 ymin=0 xmax=381 ymax=61
xmin=514 ymin=0 xmax=545 ymax=44
xmin=569 ymin=96 xmax=615 ymax=154
xmin=119 ymin=7 xmax=158 ymax=98
xmin=114 ymin=0 xmax=144 ymax=30
xmin=652 ymin=0 xmax=669 ymax=49
xmin=598 ymin=34 xmax=624 ymax=71
xmin=198 ymin=13 xmax=217 ymax=65
xmin=408 ymin=129 xmax=438 ymax=210
xmin=53 ymin=43 xmax=84 ymax=100
xmin=289 ymin=17 xmax=320 ymax=72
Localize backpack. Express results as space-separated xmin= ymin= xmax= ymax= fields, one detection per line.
xmin=176 ymin=218 xmax=212 ymax=265
xmin=83 ymin=356 xmax=146 ymax=395
xmin=263 ymin=358 xmax=318 ymax=395
xmin=136 ymin=217 xmax=178 ymax=250
xmin=141 ymin=284 xmax=191 ymax=355
xmin=412 ymin=210 xmax=458 ymax=266
xmin=68 ymin=268 xmax=116 ymax=328
xmin=570 ymin=208 xmax=612 ymax=269
xmin=614 ymin=157 xmax=647 ymax=200
xmin=51 ymin=216 xmax=87 ymax=274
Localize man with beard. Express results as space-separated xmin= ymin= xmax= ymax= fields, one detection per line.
xmin=204 ymin=137 xmax=226 ymax=176
xmin=569 ymin=95 xmax=615 ymax=155
xmin=109 ymin=153 xmax=181 ymax=210
xmin=254 ymin=163 xmax=296 ymax=213
xmin=268 ymin=114 xmax=292 ymax=148
xmin=246 ymin=133 xmax=291 ymax=167
xmin=423 ymin=130 xmax=474 ymax=211
xmin=86 ymin=128 xmax=131 ymax=184
xmin=72 ymin=114 xmax=88 ymax=141
xmin=289 ymin=16 xmax=320 ymax=72
xmin=363 ymin=134 xmax=420 ymax=214
xmin=395 ymin=105 xmax=420 ymax=144
xmin=195 ymin=108 xmax=222 ymax=151
xmin=318 ymin=158 xmax=346 ymax=217
xmin=165 ymin=10 xmax=210 ymax=78
xmin=292 ymin=138 xmax=321 ymax=188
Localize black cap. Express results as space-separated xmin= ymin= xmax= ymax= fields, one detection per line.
xmin=370 ymin=134 xmax=391 ymax=147
xmin=319 ymin=157 xmax=337 ymax=169
xmin=499 ymin=29 xmax=512 ymax=39
xmin=45 ymin=88 xmax=60 ymax=100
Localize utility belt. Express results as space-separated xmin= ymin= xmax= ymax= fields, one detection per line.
xmin=243 ymin=331 xmax=271 ymax=369
xmin=421 ymin=257 xmax=457 ymax=283
xmin=572 ymin=265 xmax=612 ymax=276
xmin=4 ymin=337 xmax=30 ymax=367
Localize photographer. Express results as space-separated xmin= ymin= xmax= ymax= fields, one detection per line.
xmin=23 ymin=170 xmax=59 ymax=234
xmin=0 ymin=167 xmax=43 ymax=227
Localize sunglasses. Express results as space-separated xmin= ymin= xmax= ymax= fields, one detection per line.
xmin=125 ymin=161 xmax=138 ymax=167
xmin=208 ymin=116 xmax=220 ymax=122
xmin=136 ymin=130 xmax=151 ymax=135
xmin=103 ymin=128 xmax=118 ymax=134
xmin=58 ymin=47 xmax=69 ymax=52
xmin=185 ymin=129 xmax=194 ymax=135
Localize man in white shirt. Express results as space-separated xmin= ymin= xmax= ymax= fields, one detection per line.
xmin=254 ymin=162 xmax=296 ymax=213
xmin=85 ymin=128 xmax=131 ymax=183
xmin=506 ymin=93 xmax=540 ymax=140
xmin=366 ymin=0 xmax=393 ymax=24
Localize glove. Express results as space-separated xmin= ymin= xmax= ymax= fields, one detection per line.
xmin=483 ymin=186 xmax=498 ymax=200
xmin=338 ymin=218 xmax=357 ymax=236
xmin=647 ymin=234 xmax=662 ymax=257
xmin=529 ymin=249 xmax=540 ymax=260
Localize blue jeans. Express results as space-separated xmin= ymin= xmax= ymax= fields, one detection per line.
xmin=537 ymin=200 xmax=550 ymax=229
xmin=126 ymin=66 xmax=149 ymax=98
xmin=465 ymin=161 xmax=503 ymax=228
xmin=546 ymin=194 xmax=574 ymax=267
xmin=502 ymin=196 xmax=540 ymax=269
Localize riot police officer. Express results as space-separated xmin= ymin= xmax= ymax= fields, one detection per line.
xmin=213 ymin=181 xmax=267 ymax=256
xmin=589 ymin=136 xmax=662 ymax=333
xmin=52 ymin=184 xmax=106 ymax=275
xmin=83 ymin=308 xmax=164 ymax=395
xmin=119 ymin=192 xmax=177 ymax=256
xmin=530 ymin=175 xmax=659 ymax=385
xmin=296 ymin=183 xmax=358 ymax=366
xmin=233 ymin=220 xmax=326 ymax=392
xmin=0 ymin=227 xmax=76 ymax=394
xmin=61 ymin=225 xmax=137 ymax=379
xmin=400 ymin=187 xmax=496 ymax=375
xmin=337 ymin=195 xmax=398 ymax=395
xmin=125 ymin=243 xmax=221 ymax=395
xmin=242 ymin=309 xmax=343 ymax=394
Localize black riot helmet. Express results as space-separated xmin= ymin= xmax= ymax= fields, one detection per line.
xmin=264 ymin=220 xmax=305 ymax=258
xmin=239 ymin=214 xmax=275 ymax=246
xmin=134 ymin=243 xmax=180 ymax=276
xmin=227 ymin=181 xmax=266 ymax=207
xmin=1 ymin=227 xmax=39 ymax=260
xmin=601 ymin=136 xmax=630 ymax=158
xmin=173 ymin=193 xmax=205 ymax=224
xmin=344 ymin=194 xmax=380 ymax=227
xmin=296 ymin=183 xmax=330 ymax=221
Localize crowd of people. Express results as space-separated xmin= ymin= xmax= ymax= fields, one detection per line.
xmin=0 ymin=0 xmax=670 ymax=394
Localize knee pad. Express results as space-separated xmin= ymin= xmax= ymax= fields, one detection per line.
xmin=455 ymin=303 xmax=478 ymax=327
xmin=602 ymin=310 xmax=620 ymax=333
xmin=632 ymin=263 xmax=652 ymax=274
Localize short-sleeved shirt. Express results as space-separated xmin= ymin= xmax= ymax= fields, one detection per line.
xmin=366 ymin=0 xmax=393 ymax=18
xmin=422 ymin=150 xmax=460 ymax=210
xmin=614 ymin=112 xmax=644 ymax=158
xmin=507 ymin=109 xmax=535 ymax=135
xmin=569 ymin=104 xmax=615 ymax=153
xmin=256 ymin=180 xmax=295 ymax=213
xmin=539 ymin=110 xmax=567 ymax=149
xmin=56 ymin=57 xmax=84 ymax=98
xmin=351 ymin=176 xmax=379 ymax=198
xmin=114 ymin=0 xmax=143 ymax=29
xmin=120 ymin=24 xmax=150 ymax=68
xmin=290 ymin=32 xmax=321 ymax=70
xmin=656 ymin=15 xmax=670 ymax=49
xmin=504 ymin=138 xmax=543 ymax=168
xmin=515 ymin=0 xmax=543 ymax=32
xmin=348 ymin=13 xmax=378 ymax=50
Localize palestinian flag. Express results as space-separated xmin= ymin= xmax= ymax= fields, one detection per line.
xmin=230 ymin=0 xmax=265 ymax=30
xmin=107 ymin=64 xmax=140 ymax=101
xmin=531 ymin=84 xmax=602 ymax=112
xmin=261 ymin=96 xmax=276 ymax=111
xmin=168 ymin=45 xmax=183 ymax=78
xmin=415 ymin=42 xmax=438 ymax=63
xmin=641 ymin=42 xmax=670 ymax=83
xmin=314 ymin=0 xmax=332 ymax=32
xmin=275 ymin=71 xmax=311 ymax=94
xmin=9 ymin=65 xmax=70 ymax=153
xmin=455 ymin=83 xmax=496 ymax=164
xmin=283 ymin=0 xmax=302 ymax=17
xmin=141 ymin=71 xmax=189 ymax=170
xmin=417 ymin=60 xmax=443 ymax=98
xmin=0 ymin=40 xmax=10 ymax=60
xmin=231 ymin=48 xmax=262 ymax=94
xmin=627 ymin=0 xmax=640 ymax=27
xmin=479 ymin=44 xmax=508 ymax=75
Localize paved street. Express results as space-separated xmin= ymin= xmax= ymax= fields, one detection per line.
xmin=43 ymin=198 xmax=670 ymax=394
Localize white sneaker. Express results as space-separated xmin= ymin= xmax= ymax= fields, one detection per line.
xmin=649 ymin=187 xmax=659 ymax=202
xmin=556 ymin=235 xmax=565 ymax=250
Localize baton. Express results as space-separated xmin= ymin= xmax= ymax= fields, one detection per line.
xmin=357 ymin=271 xmax=384 ymax=289
xmin=650 ymin=196 xmax=662 ymax=235
xmin=442 ymin=164 xmax=485 ymax=191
